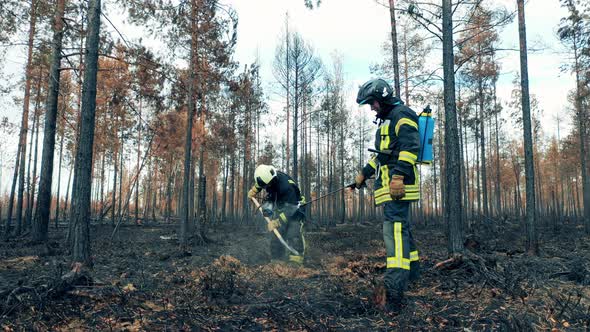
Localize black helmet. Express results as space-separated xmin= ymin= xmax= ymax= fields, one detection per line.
xmin=356 ymin=78 xmax=400 ymax=106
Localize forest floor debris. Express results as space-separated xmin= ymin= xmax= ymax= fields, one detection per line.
xmin=1 ymin=221 xmax=589 ymax=330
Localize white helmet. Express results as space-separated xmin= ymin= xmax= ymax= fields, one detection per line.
xmin=254 ymin=164 xmax=277 ymax=187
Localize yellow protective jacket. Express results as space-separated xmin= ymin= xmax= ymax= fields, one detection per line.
xmin=361 ymin=104 xmax=421 ymax=205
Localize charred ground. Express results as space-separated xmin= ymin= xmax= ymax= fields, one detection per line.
xmin=1 ymin=219 xmax=589 ymax=331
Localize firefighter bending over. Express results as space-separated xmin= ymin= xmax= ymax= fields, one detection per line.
xmin=248 ymin=165 xmax=306 ymax=264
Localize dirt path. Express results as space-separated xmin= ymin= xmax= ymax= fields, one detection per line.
xmin=1 ymin=221 xmax=589 ymax=330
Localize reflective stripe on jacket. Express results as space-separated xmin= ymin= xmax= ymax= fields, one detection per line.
xmin=259 ymin=171 xmax=306 ymax=217
xmin=361 ymin=104 xmax=421 ymax=205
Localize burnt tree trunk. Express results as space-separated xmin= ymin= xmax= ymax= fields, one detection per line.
xmin=179 ymin=0 xmax=197 ymax=249
xmin=24 ymin=96 xmax=39 ymax=231
xmin=4 ymin=141 xmax=22 ymax=237
xmin=442 ymin=0 xmax=464 ymax=255
xmin=494 ymin=81 xmax=502 ymax=216
xmin=14 ymin=0 xmax=39 ymax=237
xmin=221 ymin=147 xmax=228 ymax=223
xmin=229 ymin=156 xmax=235 ymax=222
xmin=135 ymin=100 xmax=141 ymax=222
xmin=70 ymin=0 xmax=100 ymax=265
xmin=63 ymin=164 xmax=72 ymax=223
xmin=118 ymin=127 xmax=124 ymax=222
xmin=98 ymin=152 xmax=105 ymax=223
xmin=339 ymin=110 xmax=345 ymax=223
xmin=30 ymin=99 xmax=41 ymax=227
xmin=54 ymin=123 xmax=65 ymax=228
xmin=111 ymin=143 xmax=118 ymax=225
xmin=478 ymin=77 xmax=488 ymax=218
xmin=568 ymin=12 xmax=590 ymax=233
xmin=293 ymin=67 xmax=299 ymax=182
xmin=517 ymin=0 xmax=538 ymax=254
xmin=388 ymin=0 xmax=401 ymax=97
xmin=475 ymin=125 xmax=481 ymax=222
xmin=33 ymin=0 xmax=66 ymax=243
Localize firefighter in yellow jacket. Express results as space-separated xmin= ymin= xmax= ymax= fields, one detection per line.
xmin=354 ymin=78 xmax=420 ymax=312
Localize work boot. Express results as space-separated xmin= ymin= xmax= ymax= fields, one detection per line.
xmin=385 ymin=291 xmax=406 ymax=314
xmin=288 ymin=255 xmax=304 ymax=265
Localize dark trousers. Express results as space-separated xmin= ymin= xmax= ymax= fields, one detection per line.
xmin=270 ymin=214 xmax=305 ymax=263
xmin=382 ymin=200 xmax=420 ymax=298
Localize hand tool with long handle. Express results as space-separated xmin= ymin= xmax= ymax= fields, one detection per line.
xmin=250 ymin=197 xmax=300 ymax=256
xmin=299 ymin=182 xmax=358 ymax=208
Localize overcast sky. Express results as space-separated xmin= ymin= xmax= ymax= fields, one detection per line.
xmin=223 ymin=0 xmax=574 ymax=133
xmin=0 ymin=0 xmax=577 ymax=194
